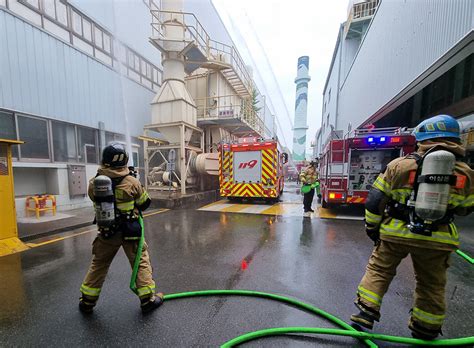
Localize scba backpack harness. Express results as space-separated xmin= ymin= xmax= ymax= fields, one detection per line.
xmin=387 ymin=148 xmax=465 ymax=236
xmin=93 ymin=171 xmax=142 ymax=240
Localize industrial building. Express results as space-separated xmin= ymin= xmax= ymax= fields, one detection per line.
xmin=0 ymin=0 xmax=276 ymax=216
xmin=314 ymin=0 xmax=474 ymax=157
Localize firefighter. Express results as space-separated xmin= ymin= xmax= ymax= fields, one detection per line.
xmin=350 ymin=115 xmax=474 ymax=339
xmin=300 ymin=161 xmax=319 ymax=212
xmin=79 ymin=143 xmax=163 ymax=314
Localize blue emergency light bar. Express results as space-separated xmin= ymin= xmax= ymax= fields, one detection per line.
xmin=351 ymin=135 xmax=404 ymax=147
xmin=364 ymin=136 xmax=401 ymax=145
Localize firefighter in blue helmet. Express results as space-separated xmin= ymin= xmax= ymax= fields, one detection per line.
xmin=79 ymin=143 xmax=163 ymax=314
xmin=351 ymin=115 xmax=474 ymax=339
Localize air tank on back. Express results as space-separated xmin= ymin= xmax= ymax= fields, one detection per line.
xmin=415 ymin=150 xmax=455 ymax=221
xmin=93 ymin=175 xmax=115 ymax=228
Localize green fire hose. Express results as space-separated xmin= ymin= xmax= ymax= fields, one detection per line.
xmin=301 ymin=181 xmax=320 ymax=194
xmin=130 ymin=216 xmax=474 ymax=347
xmin=456 ymin=249 xmax=474 ymax=264
xmin=129 ymin=215 xmax=145 ymax=295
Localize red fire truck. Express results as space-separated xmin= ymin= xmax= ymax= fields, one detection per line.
xmin=219 ymin=138 xmax=287 ymax=202
xmin=319 ymin=127 xmax=416 ymax=208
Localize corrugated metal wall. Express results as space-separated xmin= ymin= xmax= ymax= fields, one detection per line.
xmin=338 ymin=0 xmax=473 ymax=130
xmin=0 ymin=9 xmax=154 ymax=136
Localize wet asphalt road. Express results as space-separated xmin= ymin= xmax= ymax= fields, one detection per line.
xmin=1 ymin=186 xmax=473 ymax=347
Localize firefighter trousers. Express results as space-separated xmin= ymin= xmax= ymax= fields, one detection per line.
xmin=303 ymin=189 xmax=315 ymax=211
xmin=356 ymin=240 xmax=451 ymax=331
xmin=80 ymin=233 xmax=156 ymax=303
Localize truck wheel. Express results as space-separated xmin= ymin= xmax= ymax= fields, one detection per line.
xmin=321 ymin=199 xmax=329 ymax=209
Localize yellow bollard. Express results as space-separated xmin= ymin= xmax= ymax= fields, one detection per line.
xmin=0 ymin=139 xmax=29 ymax=257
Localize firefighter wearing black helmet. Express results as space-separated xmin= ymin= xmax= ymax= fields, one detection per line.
xmin=79 ymin=143 xmax=163 ymax=314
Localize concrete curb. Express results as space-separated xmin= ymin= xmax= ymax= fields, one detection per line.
xmin=20 ymin=221 xmax=94 ymax=242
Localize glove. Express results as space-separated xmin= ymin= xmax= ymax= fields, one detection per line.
xmin=365 ymin=222 xmax=380 ymax=245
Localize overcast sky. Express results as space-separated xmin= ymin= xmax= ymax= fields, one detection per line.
xmin=213 ymin=0 xmax=348 ymax=154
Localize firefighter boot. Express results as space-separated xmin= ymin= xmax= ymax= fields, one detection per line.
xmin=79 ymin=296 xmax=97 ymax=314
xmin=141 ymin=292 xmax=164 ymax=314
xmin=409 ymin=318 xmax=440 ymax=340
xmin=350 ymin=301 xmax=381 ymax=330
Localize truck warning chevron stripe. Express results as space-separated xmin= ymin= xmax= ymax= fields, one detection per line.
xmin=261 ymin=149 xmax=276 ymax=183
xmin=232 ymin=183 xmax=262 ymax=197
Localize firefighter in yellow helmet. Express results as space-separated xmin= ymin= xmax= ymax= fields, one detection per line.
xmin=350 ymin=115 xmax=474 ymax=339
xmin=79 ymin=143 xmax=163 ymax=314
xmin=299 ymin=160 xmax=319 ymax=212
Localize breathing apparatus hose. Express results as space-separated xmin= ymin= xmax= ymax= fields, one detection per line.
xmin=129 ymin=217 xmax=474 ymax=347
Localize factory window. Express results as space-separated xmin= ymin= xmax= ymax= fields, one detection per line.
xmin=327 ymin=114 xmax=330 ymax=127
xmin=82 ymin=18 xmax=92 ymax=42
xmin=56 ymin=0 xmax=67 ymax=26
xmin=0 ymin=111 xmax=17 ymax=141
xmin=328 ymin=89 xmax=332 ymax=102
xmin=42 ymin=0 xmax=67 ymax=26
xmin=153 ymin=68 xmax=160 ymax=84
xmin=71 ymin=9 xmax=82 ymax=36
xmin=105 ymin=132 xmax=126 ymax=144
xmin=78 ymin=126 xmax=98 ymax=164
xmin=17 ymin=115 xmax=50 ymax=160
xmin=0 ymin=111 xmax=18 ymax=158
xmin=103 ymin=33 xmax=111 ymax=53
xmin=43 ymin=0 xmax=56 ymax=18
xmin=134 ymin=56 xmax=140 ymax=72
xmin=52 ymin=121 xmax=77 ymax=162
xmin=94 ymin=26 xmax=103 ymax=49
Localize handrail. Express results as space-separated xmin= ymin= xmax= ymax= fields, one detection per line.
xmin=150 ymin=9 xmax=253 ymax=95
xmin=351 ymin=0 xmax=379 ymax=20
xmin=194 ymin=95 xmax=264 ymax=136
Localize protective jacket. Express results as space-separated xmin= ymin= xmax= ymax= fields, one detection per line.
xmin=365 ymin=140 xmax=474 ymax=251
xmin=88 ymin=166 xmax=150 ymax=218
xmin=299 ymin=166 xmax=318 ymax=185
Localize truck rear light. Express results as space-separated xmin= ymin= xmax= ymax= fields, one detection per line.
xmin=329 ymin=192 xmax=343 ymax=200
xmin=390 ymin=137 xmax=401 ymax=143
xmin=223 ymin=189 xmax=231 ymax=194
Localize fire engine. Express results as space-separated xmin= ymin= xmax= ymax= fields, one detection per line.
xmin=319 ymin=127 xmax=416 ymax=208
xmin=219 ymin=138 xmax=288 ymax=202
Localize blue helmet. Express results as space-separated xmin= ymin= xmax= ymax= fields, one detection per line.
xmin=413 ymin=115 xmax=460 ymax=142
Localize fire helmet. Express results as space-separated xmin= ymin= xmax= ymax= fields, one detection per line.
xmin=413 ymin=115 xmax=460 ymax=142
xmin=102 ymin=143 xmax=129 ymax=167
